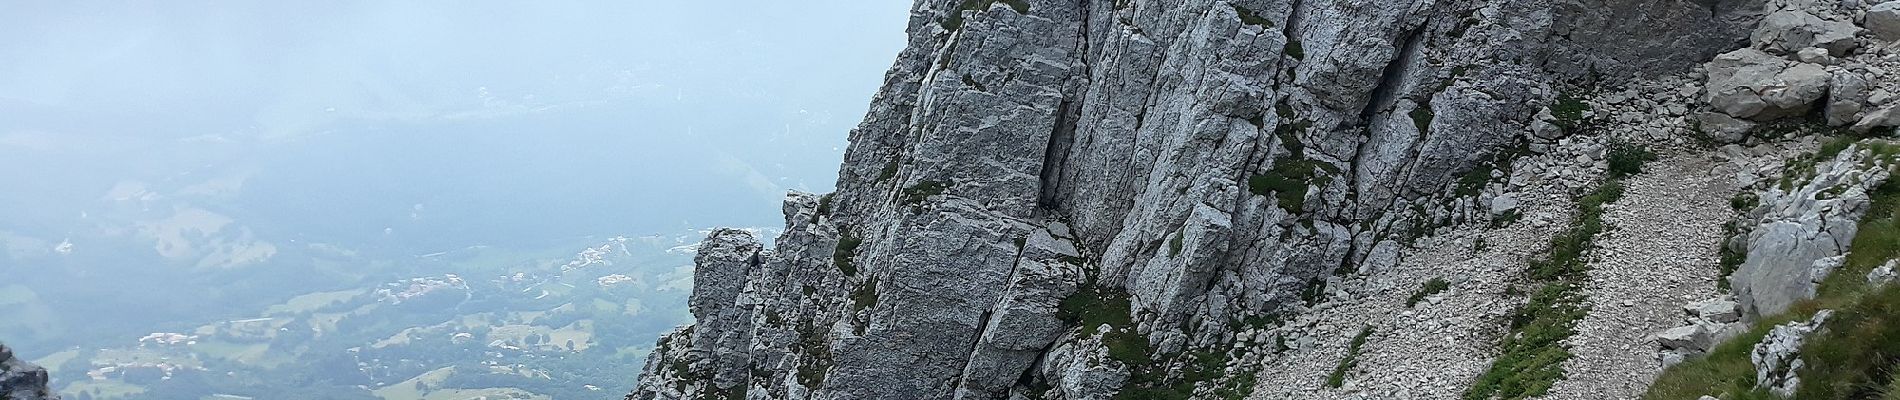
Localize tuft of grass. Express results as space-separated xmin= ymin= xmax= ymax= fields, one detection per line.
xmin=1407 ymin=278 xmax=1451 ymax=308
xmin=1168 ymin=231 xmax=1185 ymax=256
xmin=1231 ymin=4 xmax=1273 ymax=27
xmin=810 ymin=193 xmax=834 ymax=224
xmin=1527 ymin=180 xmax=1624 ymax=280
xmin=1606 ymin=143 xmax=1656 ymax=179
xmin=1465 ymin=283 xmax=1588 ymax=399
xmin=1411 ymin=103 xmax=1436 ymax=134
xmin=1060 ymin=286 xmax=1235 ymax=400
xmin=940 ymin=0 xmax=1030 ymax=31
xmin=1285 ymin=40 xmax=1306 ymax=60
xmin=877 ymin=160 xmax=900 ymax=182
xmin=1457 ymin=164 xmax=1496 ymax=197
xmin=793 ymin=322 xmax=833 ymax=388
xmin=1249 ymin=121 xmax=1333 ymax=212
xmin=1468 ymin=169 xmax=1636 ymax=399
xmin=1301 ymin=278 xmax=1328 ymax=306
xmin=850 ymin=279 xmax=878 ymax=312
xmin=834 ymin=231 xmax=863 ymax=276
xmin=901 ymin=180 xmax=952 ymax=205
xmin=1550 ymin=92 xmax=1591 ymax=131
xmin=1059 ymin=286 xmax=1132 ymax=337
xmin=1327 ymin=326 xmax=1375 ymax=388
xmin=1249 ymin=157 xmax=1336 ymax=213
xmin=1730 ymin=192 xmax=1759 ymax=211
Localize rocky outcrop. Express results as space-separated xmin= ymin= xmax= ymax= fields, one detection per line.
xmin=628 ymin=0 xmax=1779 ymax=398
xmin=1703 ymin=49 xmax=1832 ymax=121
xmin=1751 ymin=309 xmax=1834 ymax=397
xmin=0 ymin=344 xmax=59 ymax=400
xmin=1656 ymin=298 xmax=1746 ymax=366
xmin=1728 ymin=145 xmax=1893 ymax=318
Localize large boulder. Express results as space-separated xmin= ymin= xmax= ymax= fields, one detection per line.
xmin=1704 ymin=49 xmax=1833 ymax=121
xmin=1827 ymin=71 xmax=1869 ymax=126
xmin=0 ymin=344 xmax=60 ymax=400
xmin=1867 ymin=2 xmax=1900 ymax=40
xmin=1731 ymin=146 xmax=1893 ymax=318
xmin=1752 ymin=10 xmax=1861 ymax=56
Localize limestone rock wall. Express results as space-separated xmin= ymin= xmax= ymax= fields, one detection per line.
xmin=626 ymin=0 xmax=1775 ymax=399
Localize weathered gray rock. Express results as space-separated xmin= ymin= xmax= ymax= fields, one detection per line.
xmin=1796 ymin=47 xmax=1836 ymax=65
xmin=1657 ymin=325 xmax=1712 ymax=351
xmin=1658 ymin=297 xmax=1747 ymax=366
xmin=1731 ymin=145 xmax=1893 ymax=318
xmin=630 ymin=0 xmax=1772 ymax=398
xmin=1752 ymin=310 xmax=1834 ymax=397
xmin=1751 ymin=10 xmax=1861 ymax=56
xmin=1867 ymin=2 xmax=1900 ymax=40
xmin=1827 ymin=71 xmax=1869 ymax=126
xmin=1697 ymin=112 xmax=1758 ymax=143
xmin=1685 ymin=298 xmax=1742 ymax=324
xmin=1852 ymin=103 xmax=1900 ymax=132
xmin=1704 ymin=49 xmax=1832 ymax=121
xmin=1870 ymin=259 xmax=1899 ymax=286
xmin=0 ymin=344 xmax=59 ymax=400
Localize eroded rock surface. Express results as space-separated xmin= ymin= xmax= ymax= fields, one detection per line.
xmin=1729 ymin=145 xmax=1894 ymax=318
xmin=0 ymin=344 xmax=59 ymax=400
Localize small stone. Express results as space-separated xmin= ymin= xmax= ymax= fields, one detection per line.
xmin=1870 ymin=89 xmax=1895 ymax=106
xmin=1658 ymin=325 xmax=1711 ymax=350
xmin=1796 ymin=47 xmax=1836 ymax=64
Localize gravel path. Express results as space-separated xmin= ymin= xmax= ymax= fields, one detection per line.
xmin=1539 ymin=152 xmax=1732 ymax=400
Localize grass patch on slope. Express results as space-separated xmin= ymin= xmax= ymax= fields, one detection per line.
xmin=1327 ymin=326 xmax=1375 ymax=388
xmin=1466 ymin=144 xmax=1648 ymax=399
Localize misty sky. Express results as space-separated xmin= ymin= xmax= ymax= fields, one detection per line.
xmin=0 ymin=1 xmax=913 ymax=250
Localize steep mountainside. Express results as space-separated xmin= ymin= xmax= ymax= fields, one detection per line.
xmin=632 ymin=0 xmax=1900 ymax=399
xmin=1 ymin=344 xmax=58 ymax=400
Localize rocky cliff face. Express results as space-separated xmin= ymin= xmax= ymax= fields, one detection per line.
xmin=1 ymin=344 xmax=59 ymax=400
xmin=627 ymin=0 xmax=1900 ymax=399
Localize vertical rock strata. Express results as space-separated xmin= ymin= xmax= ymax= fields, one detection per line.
xmin=629 ymin=0 xmax=1767 ymax=399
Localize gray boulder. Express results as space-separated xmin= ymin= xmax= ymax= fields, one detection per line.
xmin=1703 ymin=49 xmax=1832 ymax=121
xmin=0 ymin=344 xmax=59 ymax=400
xmin=1867 ymin=2 xmax=1900 ymax=40
xmin=1657 ymin=324 xmax=1713 ymax=351
xmin=1827 ymin=71 xmax=1869 ymax=126
xmin=1852 ymin=103 xmax=1900 ymax=132
xmin=1752 ymin=310 xmax=1834 ymax=398
xmin=1686 ymin=298 xmax=1743 ymax=324
xmin=1751 ymin=10 xmax=1861 ymax=56
xmin=1697 ymin=111 xmax=1759 ymax=143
